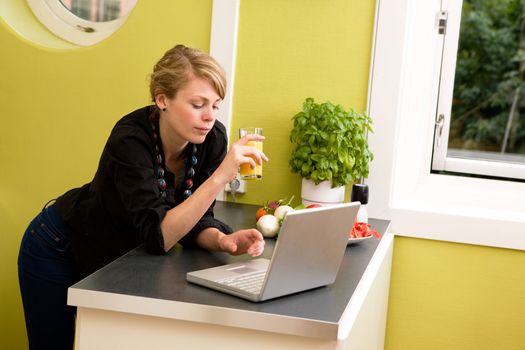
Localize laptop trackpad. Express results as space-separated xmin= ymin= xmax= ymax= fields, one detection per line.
xmin=227 ymin=266 xmax=259 ymax=274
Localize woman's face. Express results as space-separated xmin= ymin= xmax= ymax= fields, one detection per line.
xmin=158 ymin=76 xmax=221 ymax=146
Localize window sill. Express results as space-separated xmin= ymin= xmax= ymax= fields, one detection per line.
xmin=385 ymin=174 xmax=525 ymax=250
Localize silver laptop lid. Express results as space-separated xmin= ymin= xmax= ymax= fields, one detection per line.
xmin=259 ymin=202 xmax=359 ymax=300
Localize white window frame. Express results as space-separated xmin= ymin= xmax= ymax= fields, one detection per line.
xmin=210 ymin=0 xmax=239 ymax=200
xmin=210 ymin=0 xmax=239 ymax=141
xmin=26 ymin=0 xmax=137 ymax=46
xmin=432 ymin=0 xmax=525 ymax=180
xmin=366 ymin=0 xmax=525 ymax=250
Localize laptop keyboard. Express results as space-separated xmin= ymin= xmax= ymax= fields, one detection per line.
xmin=218 ymin=271 xmax=266 ymax=294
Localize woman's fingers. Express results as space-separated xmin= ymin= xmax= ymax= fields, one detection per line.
xmin=237 ymin=134 xmax=265 ymax=145
xmin=236 ymin=134 xmax=268 ymax=164
xmin=247 ymin=243 xmax=264 ymax=257
xmin=233 ymin=144 xmax=268 ymax=166
xmin=244 ymin=230 xmax=265 ymax=256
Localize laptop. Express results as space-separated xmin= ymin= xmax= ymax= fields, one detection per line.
xmin=186 ymin=202 xmax=360 ymax=302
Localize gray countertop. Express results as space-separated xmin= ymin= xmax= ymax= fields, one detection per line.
xmin=69 ymin=201 xmax=389 ymax=327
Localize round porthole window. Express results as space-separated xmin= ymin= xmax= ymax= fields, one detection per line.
xmin=27 ymin=0 xmax=138 ymax=46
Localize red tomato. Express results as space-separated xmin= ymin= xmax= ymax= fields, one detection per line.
xmin=350 ymin=222 xmax=370 ymax=238
xmin=255 ymin=207 xmax=268 ymax=222
xmin=306 ymin=204 xmax=322 ymax=209
xmin=349 ymin=222 xmax=382 ymax=239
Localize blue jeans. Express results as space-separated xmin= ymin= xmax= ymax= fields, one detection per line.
xmin=18 ymin=202 xmax=80 ymax=350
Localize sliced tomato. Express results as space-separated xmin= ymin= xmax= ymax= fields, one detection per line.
xmin=349 ymin=222 xmax=381 ymax=239
xmin=306 ymin=204 xmax=322 ymax=209
xmin=370 ymin=229 xmax=382 ymax=239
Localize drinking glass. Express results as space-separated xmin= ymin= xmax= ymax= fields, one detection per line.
xmin=239 ymin=127 xmax=263 ymax=180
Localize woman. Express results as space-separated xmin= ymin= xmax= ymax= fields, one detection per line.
xmin=18 ymin=44 xmax=268 ymax=350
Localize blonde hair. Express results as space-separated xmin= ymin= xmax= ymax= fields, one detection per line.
xmin=149 ymin=45 xmax=226 ymax=103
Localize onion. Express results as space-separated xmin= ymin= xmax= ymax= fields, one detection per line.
xmin=274 ymin=205 xmax=293 ymax=220
xmin=256 ymin=214 xmax=280 ymax=238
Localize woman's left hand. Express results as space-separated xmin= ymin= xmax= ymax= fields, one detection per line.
xmin=219 ymin=229 xmax=265 ymax=257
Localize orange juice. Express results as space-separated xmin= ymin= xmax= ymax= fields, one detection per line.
xmin=240 ymin=140 xmax=263 ymax=179
xmin=239 ymin=127 xmax=264 ymax=180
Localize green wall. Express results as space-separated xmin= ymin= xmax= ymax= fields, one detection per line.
xmin=0 ymin=0 xmax=375 ymax=347
xmin=0 ymin=1 xmax=214 ymax=348
xmin=386 ymin=237 xmax=525 ymax=349
xmin=231 ymin=0 xmax=375 ymax=206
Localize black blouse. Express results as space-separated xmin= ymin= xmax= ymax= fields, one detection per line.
xmin=56 ymin=106 xmax=232 ymax=276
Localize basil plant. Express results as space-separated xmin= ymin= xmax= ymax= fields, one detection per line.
xmin=289 ymin=98 xmax=374 ymax=188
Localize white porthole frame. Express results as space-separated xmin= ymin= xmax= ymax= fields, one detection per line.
xmin=26 ymin=0 xmax=136 ymax=46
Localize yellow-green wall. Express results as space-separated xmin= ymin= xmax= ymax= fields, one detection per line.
xmin=1 ymin=0 xmax=375 ymax=347
xmin=386 ymin=237 xmax=525 ymax=350
xmin=0 ymin=1 xmax=214 ymax=348
xmin=231 ymin=0 xmax=375 ymax=206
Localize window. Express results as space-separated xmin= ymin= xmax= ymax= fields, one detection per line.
xmin=366 ymin=0 xmax=525 ymax=247
xmin=432 ymin=0 xmax=525 ymax=180
xmin=27 ymin=0 xmax=137 ymax=46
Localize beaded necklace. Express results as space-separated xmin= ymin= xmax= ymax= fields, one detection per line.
xmin=151 ymin=120 xmax=197 ymax=200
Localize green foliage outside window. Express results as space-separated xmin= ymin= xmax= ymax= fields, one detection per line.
xmin=451 ymin=0 xmax=525 ymax=154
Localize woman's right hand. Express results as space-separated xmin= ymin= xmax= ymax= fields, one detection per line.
xmin=214 ymin=134 xmax=269 ymax=185
xmin=218 ymin=228 xmax=265 ymax=257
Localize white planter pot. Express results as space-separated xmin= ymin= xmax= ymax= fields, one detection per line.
xmin=301 ymin=179 xmax=345 ymax=206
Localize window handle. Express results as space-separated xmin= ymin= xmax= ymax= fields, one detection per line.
xmin=435 ymin=114 xmax=445 ymax=147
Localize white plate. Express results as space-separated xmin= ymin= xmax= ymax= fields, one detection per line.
xmin=347 ymin=235 xmax=374 ymax=245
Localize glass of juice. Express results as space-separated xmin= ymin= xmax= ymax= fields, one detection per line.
xmin=239 ymin=127 xmax=263 ymax=180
